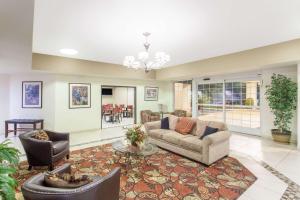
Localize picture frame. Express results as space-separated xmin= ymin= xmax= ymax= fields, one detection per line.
xmin=69 ymin=83 xmax=91 ymax=109
xmin=144 ymin=86 xmax=159 ymax=101
xmin=22 ymin=81 xmax=43 ymax=108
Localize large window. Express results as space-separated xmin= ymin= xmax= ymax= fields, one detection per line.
xmin=225 ymin=81 xmax=260 ymax=129
xmin=197 ymin=80 xmax=261 ymax=134
xmin=198 ymin=83 xmax=223 ymax=122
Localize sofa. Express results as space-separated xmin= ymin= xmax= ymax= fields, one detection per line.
xmin=19 ymin=130 xmax=70 ymax=171
xmin=140 ymin=110 xmax=161 ymax=124
xmin=22 ymin=163 xmax=121 ymax=200
xmin=144 ymin=115 xmax=231 ymax=165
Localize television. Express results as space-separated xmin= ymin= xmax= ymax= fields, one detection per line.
xmin=102 ymin=88 xmax=113 ymax=95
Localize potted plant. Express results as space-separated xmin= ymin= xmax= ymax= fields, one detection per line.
xmin=0 ymin=140 xmax=20 ymax=200
xmin=265 ymin=74 xmax=297 ymax=143
xmin=126 ymin=125 xmax=146 ymax=149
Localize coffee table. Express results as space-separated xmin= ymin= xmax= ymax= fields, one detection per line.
xmin=112 ymin=140 xmax=158 ymax=172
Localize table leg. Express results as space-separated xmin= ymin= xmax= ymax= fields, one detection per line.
xmin=5 ymin=122 xmax=8 ymax=138
xmin=33 ymin=123 xmax=36 ymax=130
xmin=14 ymin=123 xmax=17 ymax=136
xmin=41 ymin=121 xmax=44 ymax=130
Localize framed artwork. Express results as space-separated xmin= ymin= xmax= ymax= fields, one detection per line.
xmin=22 ymin=81 xmax=43 ymax=108
xmin=144 ymin=86 xmax=159 ymax=101
xmin=69 ymin=83 xmax=91 ymax=109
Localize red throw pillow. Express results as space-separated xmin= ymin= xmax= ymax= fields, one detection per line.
xmin=175 ymin=117 xmax=195 ymax=134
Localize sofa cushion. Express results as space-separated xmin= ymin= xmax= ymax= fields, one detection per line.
xmin=160 ymin=117 xmax=169 ymax=129
xmin=175 ymin=117 xmax=195 ymax=134
xmin=180 ymin=136 xmax=203 ymax=153
xmin=148 ymin=129 xmax=175 ymax=139
xmin=31 ymin=130 xmax=49 ymax=141
xmin=200 ymin=126 xmax=219 ymax=140
xmin=166 ymin=114 xmax=179 ymax=130
xmin=162 ymin=132 xmax=192 ymax=145
xmin=195 ymin=120 xmax=226 ymax=137
xmin=52 ymin=141 xmax=69 ymax=155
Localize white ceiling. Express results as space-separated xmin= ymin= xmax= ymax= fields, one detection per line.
xmin=33 ymin=0 xmax=300 ymax=67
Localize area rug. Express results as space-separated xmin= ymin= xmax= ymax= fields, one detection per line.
xmin=16 ymin=144 xmax=256 ymax=200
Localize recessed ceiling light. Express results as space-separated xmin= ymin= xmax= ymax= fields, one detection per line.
xmin=59 ymin=48 xmax=78 ymax=55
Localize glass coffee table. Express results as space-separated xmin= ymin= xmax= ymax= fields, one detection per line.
xmin=112 ymin=140 xmax=158 ymax=172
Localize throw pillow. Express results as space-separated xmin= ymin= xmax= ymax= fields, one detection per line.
xmin=160 ymin=117 xmax=169 ymax=129
xmin=32 ymin=130 xmax=49 ymax=141
xmin=175 ymin=117 xmax=195 ymax=134
xmin=167 ymin=114 xmax=179 ymax=130
xmin=200 ymin=126 xmax=218 ymax=140
xmin=44 ymin=172 xmax=92 ymax=188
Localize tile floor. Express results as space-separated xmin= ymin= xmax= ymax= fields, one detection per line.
xmin=2 ymin=128 xmax=300 ymax=200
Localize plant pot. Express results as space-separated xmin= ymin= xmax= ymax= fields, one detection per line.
xmin=271 ymin=129 xmax=291 ymax=143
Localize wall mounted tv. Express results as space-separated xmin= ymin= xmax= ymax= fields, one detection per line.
xmin=102 ymin=88 xmax=113 ymax=95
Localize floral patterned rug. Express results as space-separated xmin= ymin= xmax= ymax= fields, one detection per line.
xmin=16 ymin=143 xmax=256 ymax=200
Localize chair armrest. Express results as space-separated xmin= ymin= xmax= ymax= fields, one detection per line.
xmin=46 ymin=130 xmax=69 ymax=141
xmin=144 ymin=121 xmax=161 ymax=133
xmin=202 ymin=131 xmax=231 ymax=146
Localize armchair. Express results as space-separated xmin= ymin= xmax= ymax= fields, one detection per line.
xmin=140 ymin=110 xmax=161 ymax=124
xmin=19 ymin=130 xmax=70 ymax=171
xmin=21 ymin=163 xmax=121 ymax=200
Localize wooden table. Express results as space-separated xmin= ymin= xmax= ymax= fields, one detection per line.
xmin=5 ymin=119 xmax=44 ymax=138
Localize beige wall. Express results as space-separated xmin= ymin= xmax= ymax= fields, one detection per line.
xmin=32 ymin=53 xmax=156 ymax=80
xmin=157 ymin=39 xmax=300 ymax=80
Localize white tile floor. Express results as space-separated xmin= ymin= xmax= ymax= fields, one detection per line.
xmin=102 ymin=117 xmax=134 ymax=129
xmin=2 ymin=129 xmax=300 ymax=199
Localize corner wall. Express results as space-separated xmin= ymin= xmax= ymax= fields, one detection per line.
xmin=53 ymin=75 xmax=173 ymax=132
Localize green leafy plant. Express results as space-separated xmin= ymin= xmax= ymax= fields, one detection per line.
xmin=265 ymin=74 xmax=297 ymax=133
xmin=126 ymin=125 xmax=146 ymax=147
xmin=0 ymin=140 xmax=20 ymax=200
xmin=245 ymin=98 xmax=254 ymax=106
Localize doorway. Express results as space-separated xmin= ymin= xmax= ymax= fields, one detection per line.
xmin=101 ymin=86 xmax=136 ymax=129
xmin=174 ymin=80 xmax=192 ymax=116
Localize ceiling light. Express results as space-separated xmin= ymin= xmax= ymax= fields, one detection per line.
xmin=59 ymin=48 xmax=78 ymax=55
xmin=123 ymin=32 xmax=170 ymax=73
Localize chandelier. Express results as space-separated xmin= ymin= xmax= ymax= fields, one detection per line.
xmin=123 ymin=32 xmax=170 ymax=73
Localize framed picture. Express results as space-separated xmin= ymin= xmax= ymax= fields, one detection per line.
xmin=69 ymin=83 xmax=91 ymax=109
xmin=22 ymin=81 xmax=43 ymax=108
xmin=144 ymin=86 xmax=159 ymax=101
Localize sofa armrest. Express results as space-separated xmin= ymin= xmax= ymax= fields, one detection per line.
xmin=202 ymin=131 xmax=231 ymax=146
xmin=144 ymin=121 xmax=161 ymax=133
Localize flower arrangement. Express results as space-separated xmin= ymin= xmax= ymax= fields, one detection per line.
xmin=126 ymin=125 xmax=146 ymax=147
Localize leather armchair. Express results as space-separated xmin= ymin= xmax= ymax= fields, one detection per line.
xmin=140 ymin=110 xmax=161 ymax=124
xmin=19 ymin=130 xmax=70 ymax=171
xmin=22 ymin=163 xmax=121 ymax=200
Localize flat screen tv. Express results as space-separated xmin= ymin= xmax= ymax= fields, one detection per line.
xmin=102 ymin=88 xmax=113 ymax=95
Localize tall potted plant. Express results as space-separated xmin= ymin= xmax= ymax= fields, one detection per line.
xmin=265 ymin=74 xmax=297 ymax=143
xmin=0 ymin=140 xmax=20 ymax=200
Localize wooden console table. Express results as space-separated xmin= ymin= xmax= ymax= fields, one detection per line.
xmin=5 ymin=119 xmax=44 ymax=138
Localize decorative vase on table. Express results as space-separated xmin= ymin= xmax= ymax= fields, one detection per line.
xmin=126 ymin=125 xmax=146 ymax=151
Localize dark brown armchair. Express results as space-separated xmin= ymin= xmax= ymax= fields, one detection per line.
xmin=140 ymin=110 xmax=161 ymax=124
xmin=19 ymin=130 xmax=70 ymax=171
xmin=21 ymin=163 xmax=121 ymax=200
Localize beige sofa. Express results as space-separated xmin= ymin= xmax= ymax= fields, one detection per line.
xmin=144 ymin=115 xmax=231 ymax=165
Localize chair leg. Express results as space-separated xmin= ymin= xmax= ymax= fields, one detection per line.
xmin=28 ymin=165 xmax=32 ymax=171
xmin=66 ymin=154 xmax=70 ymax=159
xmin=48 ymin=164 xmax=54 ymax=171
